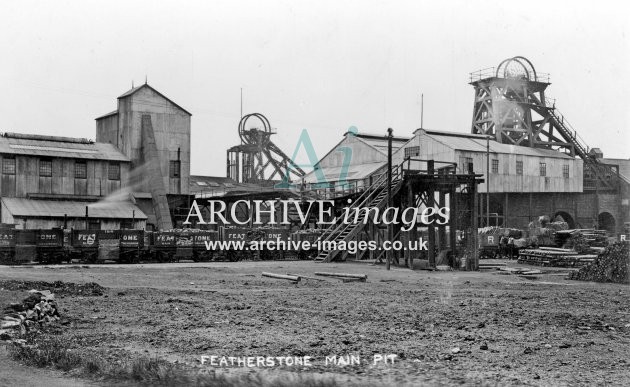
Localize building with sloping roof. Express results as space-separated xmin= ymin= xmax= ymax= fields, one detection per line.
xmin=189 ymin=175 xmax=269 ymax=198
xmin=0 ymin=83 xmax=195 ymax=231
xmin=306 ymin=127 xmax=628 ymax=231
xmin=95 ymin=83 xmax=193 ymax=229
xmin=302 ymin=131 xmax=409 ymax=190
xmin=0 ymin=132 xmax=146 ymax=229
xmin=393 ymin=129 xmax=583 ymax=193
xmin=1 ymin=198 xmax=147 ymax=230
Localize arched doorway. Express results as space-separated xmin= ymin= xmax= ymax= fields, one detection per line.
xmin=553 ymin=211 xmax=576 ymax=229
xmin=597 ymin=212 xmax=616 ymax=233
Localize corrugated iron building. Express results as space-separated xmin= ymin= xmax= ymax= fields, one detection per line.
xmin=0 ymin=132 xmax=147 ymax=229
xmin=1 ymin=83 xmax=267 ymax=231
xmin=305 ymin=128 xmax=625 ymax=232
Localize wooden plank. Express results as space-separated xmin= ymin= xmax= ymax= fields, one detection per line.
xmin=286 ymin=273 xmax=328 ymax=281
xmin=262 ymin=272 xmax=300 ymax=282
xmin=314 ymin=272 xmax=367 ymax=281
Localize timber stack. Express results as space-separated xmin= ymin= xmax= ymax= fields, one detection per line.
xmin=569 ymin=241 xmax=629 ymax=284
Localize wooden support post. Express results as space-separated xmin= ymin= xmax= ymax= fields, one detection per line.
xmin=449 ymin=186 xmax=457 ymax=268
xmin=369 ymin=223 xmax=375 ymax=261
xmin=504 ymin=193 xmax=509 ymax=228
xmin=438 ymin=188 xmax=447 ymax=252
xmin=528 ymin=192 xmax=532 ymax=223
xmin=427 ymin=161 xmax=436 ymax=268
xmin=470 ymin=179 xmax=479 ymax=271
xmin=386 ymin=128 xmax=393 ymax=271
xmin=407 ymin=183 xmax=414 ymax=269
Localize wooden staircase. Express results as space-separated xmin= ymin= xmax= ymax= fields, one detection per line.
xmin=314 ymin=164 xmax=404 ymax=263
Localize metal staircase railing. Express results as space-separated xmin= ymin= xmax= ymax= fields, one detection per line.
xmin=545 ymin=100 xmax=622 ymax=190
xmin=314 ymin=163 xmax=404 ymax=262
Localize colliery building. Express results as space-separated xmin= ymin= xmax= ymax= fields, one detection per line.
xmin=1 ymin=83 xmax=216 ymax=231
xmin=303 ymin=57 xmax=628 ymax=234
xmin=1 ymin=56 xmax=628 ymax=236
xmin=0 ymin=132 xmax=146 ymax=229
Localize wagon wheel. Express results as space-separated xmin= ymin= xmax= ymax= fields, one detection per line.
xmin=85 ymin=252 xmax=98 ymax=264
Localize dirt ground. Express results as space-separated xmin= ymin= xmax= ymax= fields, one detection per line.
xmin=1 ymin=260 xmax=629 ymax=386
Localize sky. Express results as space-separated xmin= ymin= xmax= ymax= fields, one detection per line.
xmin=1 ymin=0 xmax=628 ymax=176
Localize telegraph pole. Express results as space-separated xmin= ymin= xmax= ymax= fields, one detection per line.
xmin=386 ymin=128 xmax=393 ymax=270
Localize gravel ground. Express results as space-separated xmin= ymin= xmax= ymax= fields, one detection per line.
xmin=1 ymin=260 xmax=629 ymax=386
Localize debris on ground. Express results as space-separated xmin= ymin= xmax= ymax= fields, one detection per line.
xmin=1 ymin=289 xmax=61 ymax=341
xmin=0 ymin=280 xmax=105 ymax=296
xmin=314 ymin=272 xmax=367 ymax=282
xmin=495 ymin=267 xmax=544 ymax=276
xmin=568 ymin=241 xmax=629 ymax=284
xmin=518 ymin=247 xmax=597 ymax=267
xmin=286 ymin=273 xmax=328 ymax=281
xmin=261 ymin=272 xmax=301 ymax=283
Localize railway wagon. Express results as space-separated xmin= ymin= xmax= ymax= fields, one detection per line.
xmin=151 ymin=231 xmax=178 ymax=262
xmin=291 ymin=230 xmax=321 ymax=260
xmin=221 ymin=227 xmax=254 ymax=261
xmin=478 ymin=233 xmax=501 ymax=259
xmin=15 ymin=230 xmax=37 ymax=264
xmin=190 ymin=231 xmax=219 ymax=262
xmin=69 ymin=230 xmax=99 ymax=263
xmin=0 ymin=229 xmax=16 ymax=264
xmin=36 ymin=229 xmax=65 ymax=264
xmin=260 ymin=227 xmax=290 ymax=260
xmin=119 ymin=229 xmax=144 ymax=263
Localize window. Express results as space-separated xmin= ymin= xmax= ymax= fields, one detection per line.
xmin=404 ymin=146 xmax=420 ymax=158
xmin=563 ymin=164 xmax=570 ymax=178
xmin=539 ymin=162 xmax=547 ymax=177
xmin=492 ymin=159 xmax=499 ymax=174
xmin=75 ymin=161 xmax=87 ymax=179
xmin=460 ymin=156 xmax=473 ymax=173
xmin=2 ymin=157 xmax=16 ymax=175
xmin=516 ymin=160 xmax=523 ymax=175
xmin=169 ymin=160 xmax=181 ymax=178
xmin=108 ymin=163 xmax=120 ymax=180
xmin=39 ymin=159 xmax=52 ymax=177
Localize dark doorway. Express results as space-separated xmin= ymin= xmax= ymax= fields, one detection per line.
xmin=597 ymin=212 xmax=616 ymax=233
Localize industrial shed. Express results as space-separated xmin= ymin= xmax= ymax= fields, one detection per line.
xmin=393 ymin=129 xmax=584 ymax=193
xmin=1 ymin=198 xmax=146 ymax=230
xmin=0 ymin=132 xmax=145 ymax=230
xmin=302 ymin=131 xmax=409 ymax=190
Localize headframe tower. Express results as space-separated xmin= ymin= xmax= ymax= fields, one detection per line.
xmin=470 ymin=56 xmax=621 ymax=190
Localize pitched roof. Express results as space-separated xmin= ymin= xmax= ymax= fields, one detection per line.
xmin=352 ymin=132 xmax=410 ymax=154
xmin=422 ymin=129 xmax=574 ymax=159
xmin=189 ymin=175 xmax=267 ymax=197
xmin=303 ymin=161 xmax=385 ymax=183
xmin=117 ymin=84 xmax=192 ymax=116
xmin=95 ymin=110 xmax=118 ymax=120
xmin=0 ymin=133 xmax=129 ymax=161
xmin=1 ymin=198 xmax=147 ymax=219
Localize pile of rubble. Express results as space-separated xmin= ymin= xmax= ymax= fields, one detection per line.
xmin=0 ymin=289 xmax=60 ymax=341
xmin=569 ymin=241 xmax=629 ymax=284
